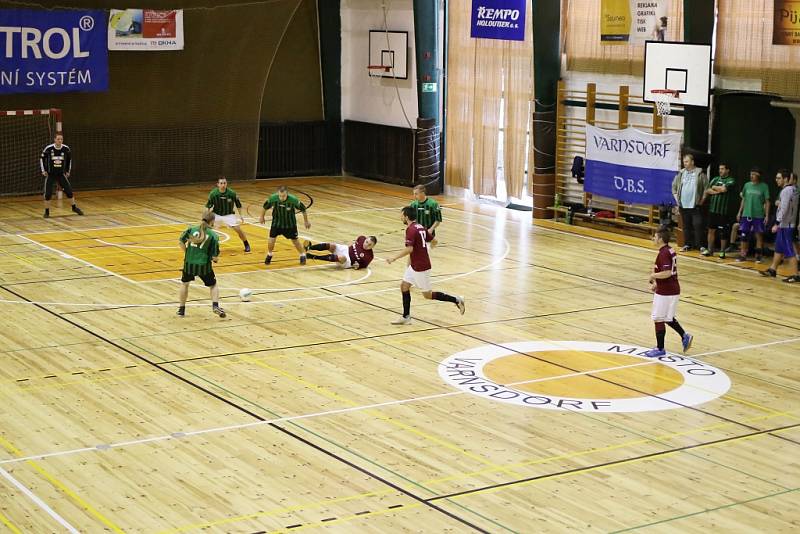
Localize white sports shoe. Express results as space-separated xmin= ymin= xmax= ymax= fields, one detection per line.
xmin=391 ymin=316 xmax=412 ymax=325
xmin=456 ymin=296 xmax=466 ymax=315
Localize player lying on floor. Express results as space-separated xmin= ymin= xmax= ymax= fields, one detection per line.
xmin=303 ymin=235 xmax=377 ymax=269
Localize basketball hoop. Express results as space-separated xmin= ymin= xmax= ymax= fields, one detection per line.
xmin=368 ymin=65 xmax=390 ymax=88
xmin=368 ymin=65 xmax=391 ymax=77
xmin=651 ymin=89 xmax=680 ymax=116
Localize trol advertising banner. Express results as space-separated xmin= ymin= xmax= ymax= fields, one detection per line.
xmin=0 ymin=9 xmax=108 ymax=94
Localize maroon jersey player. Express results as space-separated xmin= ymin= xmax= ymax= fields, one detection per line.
xmin=385 ymin=206 xmax=464 ymax=325
xmin=645 ymin=227 xmax=693 ymax=357
xmin=304 ymin=235 xmax=377 ymax=269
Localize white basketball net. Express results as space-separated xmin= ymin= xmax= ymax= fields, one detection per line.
xmin=651 ymin=91 xmax=676 ymax=116
xmin=368 ymin=67 xmax=387 ymax=88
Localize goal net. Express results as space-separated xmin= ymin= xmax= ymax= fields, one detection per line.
xmin=0 ymin=109 xmax=61 ymax=196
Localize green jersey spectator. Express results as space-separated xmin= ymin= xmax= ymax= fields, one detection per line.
xmin=736 ymin=167 xmax=771 ymax=263
xmin=703 ymin=163 xmax=737 ymax=258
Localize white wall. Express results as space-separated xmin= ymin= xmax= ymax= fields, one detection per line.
xmin=341 ymin=0 xmax=418 ymax=128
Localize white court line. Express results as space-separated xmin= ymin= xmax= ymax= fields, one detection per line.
xmin=2 ymin=220 xmax=509 ymax=307
xmin=22 ymin=221 xmax=187 ymax=235
xmin=0 ymin=466 xmax=79 ymax=533
xmin=0 ymin=359 xmax=655 ymax=467
xmin=217 ymin=267 xmax=372 ymax=292
xmin=691 ymin=337 xmax=800 ymax=358
xmin=0 ymin=335 xmax=794 ymax=469
xmin=93 ymin=230 xmax=231 ymax=250
xmin=16 ymin=234 xmax=138 ymax=284
xmin=137 ymin=263 xmax=344 ymax=285
xmin=534 ymin=224 xmax=760 ymax=274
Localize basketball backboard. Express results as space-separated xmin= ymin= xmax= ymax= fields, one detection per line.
xmin=643 ymin=41 xmax=712 ymax=108
xmin=368 ymin=30 xmax=408 ymax=79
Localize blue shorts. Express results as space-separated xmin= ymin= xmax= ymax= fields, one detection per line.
xmin=775 ymin=227 xmax=796 ymax=258
xmin=739 ymin=217 xmax=765 ymax=236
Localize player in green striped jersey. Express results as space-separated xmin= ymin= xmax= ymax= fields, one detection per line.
xmin=410 ymin=185 xmax=442 ymax=235
xmin=206 ymin=177 xmax=250 ymax=252
xmin=177 ymin=210 xmax=226 ymax=318
xmin=259 ymin=185 xmax=311 ymax=265
xmin=702 ymin=164 xmax=737 ymax=259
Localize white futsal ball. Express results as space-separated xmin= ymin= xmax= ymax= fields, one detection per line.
xmin=239 ymin=288 xmax=253 ymax=302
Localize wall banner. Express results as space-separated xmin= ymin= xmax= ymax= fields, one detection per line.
xmin=0 ymin=9 xmax=108 ymax=94
xmin=584 ymin=125 xmax=682 ymax=205
xmin=601 ymin=0 xmax=671 ymax=43
xmin=108 ymin=9 xmax=184 ymax=51
xmin=601 ymin=0 xmax=632 ymax=41
xmin=774 ymin=0 xmax=800 ymax=45
xmin=470 ymin=0 xmax=526 ymax=41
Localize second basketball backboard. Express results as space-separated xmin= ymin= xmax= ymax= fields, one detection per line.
xmin=368 ymin=30 xmax=408 ymax=79
xmin=643 ymin=41 xmax=712 ymax=108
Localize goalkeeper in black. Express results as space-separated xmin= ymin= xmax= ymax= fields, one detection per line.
xmin=40 ymin=133 xmax=84 ymax=218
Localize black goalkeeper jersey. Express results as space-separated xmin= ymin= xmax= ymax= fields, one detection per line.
xmin=41 ymin=144 xmax=72 ymax=176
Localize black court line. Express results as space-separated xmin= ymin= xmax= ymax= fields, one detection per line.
xmin=314 ymin=182 xmax=410 ymax=201
xmin=14 ymin=194 xmax=800 ymax=517
xmin=425 ymin=422 xmax=800 ymax=503
xmin=56 ymin=261 xmax=530 ymax=315
xmin=132 ymin=298 xmax=651 ymax=366
xmin=322 ymin=283 xmax=800 ymax=449
xmin=0 ymin=283 xmax=489 ymax=534
xmin=1 ymin=274 xmax=112 ymax=287
xmin=149 ymin=326 xmax=442 ymax=365
xmin=523 ymin=260 xmax=800 ymax=335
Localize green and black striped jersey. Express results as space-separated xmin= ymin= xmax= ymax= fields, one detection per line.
xmin=410 ymin=197 xmax=442 ymax=229
xmin=263 ymin=193 xmax=306 ymax=229
xmin=180 ymin=226 xmax=220 ymax=271
xmin=206 ymin=187 xmax=242 ymax=216
xmin=707 ymin=176 xmax=737 ymax=215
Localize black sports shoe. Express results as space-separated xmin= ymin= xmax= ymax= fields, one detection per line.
xmin=244 ymin=242 xmax=251 ymax=253
xmin=213 ymin=305 xmax=226 ymax=318
xmin=300 ymin=255 xmax=306 ymax=265
xmin=264 ymin=255 xmax=272 ymax=265
xmin=760 ymin=268 xmax=776 ymax=277
xmin=72 ymin=205 xmax=84 ymax=215
xmin=176 ymin=307 xmax=185 ymax=317
xmin=43 ymin=208 xmax=50 ymax=218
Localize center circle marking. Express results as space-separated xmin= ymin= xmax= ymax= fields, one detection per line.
xmin=438 ymin=341 xmax=731 ymax=413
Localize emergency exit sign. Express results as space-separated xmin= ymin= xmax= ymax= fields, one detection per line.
xmin=421 ymin=82 xmax=437 ymax=93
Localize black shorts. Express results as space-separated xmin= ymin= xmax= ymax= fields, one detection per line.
xmin=43 ymin=174 xmax=74 ymax=200
xmin=708 ymin=212 xmax=733 ymax=233
xmin=181 ymin=269 xmax=217 ymax=287
xmin=269 ymin=227 xmax=298 ymax=240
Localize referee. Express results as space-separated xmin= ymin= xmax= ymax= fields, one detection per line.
xmin=40 ymin=133 xmax=84 ymax=218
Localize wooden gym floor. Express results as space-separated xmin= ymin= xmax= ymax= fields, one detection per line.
xmin=0 ymin=176 xmax=798 ymax=533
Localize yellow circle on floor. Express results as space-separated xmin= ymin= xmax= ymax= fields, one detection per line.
xmin=483 ymin=351 xmax=684 ymax=399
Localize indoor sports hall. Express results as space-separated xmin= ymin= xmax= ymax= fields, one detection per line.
xmin=0 ymin=1 xmax=799 ymax=532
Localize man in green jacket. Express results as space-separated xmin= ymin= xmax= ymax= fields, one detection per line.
xmin=672 ymin=154 xmax=709 ymax=252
